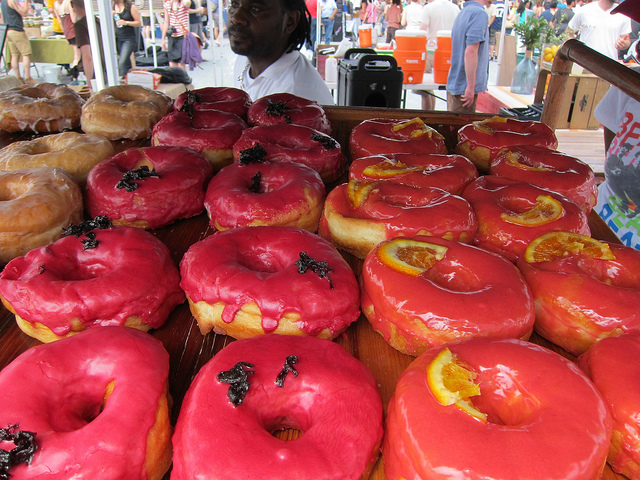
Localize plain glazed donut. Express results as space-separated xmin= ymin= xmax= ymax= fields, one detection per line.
xmin=578 ymin=333 xmax=640 ymax=479
xmin=349 ymin=117 xmax=448 ymax=161
xmin=81 ymin=85 xmax=173 ymax=140
xmin=0 ymin=219 xmax=185 ymax=343
xmin=456 ymin=116 xmax=558 ymax=172
xmin=232 ymin=123 xmax=347 ymax=184
xmin=86 ymin=146 xmax=213 ymax=229
xmin=462 ymin=175 xmax=590 ymax=262
xmin=349 ymin=153 xmax=478 ymax=195
xmin=361 ymin=236 xmax=535 ymax=356
xmin=0 ymin=131 xmax=115 ymax=184
xmin=173 ymin=86 xmax=252 ymax=118
xmin=0 ymin=168 xmax=83 ymax=265
xmin=247 ymin=92 xmax=332 ymax=134
xmin=0 ymin=82 xmax=84 ymax=133
xmin=152 ymin=109 xmax=248 ymax=171
xmin=179 ymin=226 xmax=361 ymax=339
xmin=384 ymin=337 xmax=612 ymax=480
xmin=171 ymin=334 xmax=384 ymax=480
xmin=204 ymin=161 xmax=326 ymax=232
xmin=319 ymin=181 xmax=477 ymax=259
xmin=517 ymin=231 xmax=640 ymax=356
xmin=491 ymin=145 xmax=598 ymax=213
xmin=0 ymin=326 xmax=172 ymax=480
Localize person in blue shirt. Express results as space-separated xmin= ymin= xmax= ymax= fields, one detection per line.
xmin=320 ymin=0 xmax=337 ymax=43
xmin=446 ymin=0 xmax=489 ymax=112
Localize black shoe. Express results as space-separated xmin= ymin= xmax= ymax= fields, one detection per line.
xmin=69 ymin=66 xmax=79 ymax=80
xmin=203 ymin=41 xmax=209 ymax=49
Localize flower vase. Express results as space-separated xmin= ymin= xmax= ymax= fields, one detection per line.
xmin=511 ymin=49 xmax=538 ymax=95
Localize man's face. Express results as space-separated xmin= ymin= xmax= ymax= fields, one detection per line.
xmin=227 ymin=0 xmax=299 ymax=58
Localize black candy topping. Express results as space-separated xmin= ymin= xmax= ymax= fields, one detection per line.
xmin=38 ymin=265 xmax=45 ymax=274
xmin=217 ymin=362 xmax=255 ymax=407
xmin=295 ymin=252 xmax=334 ymax=289
xmin=310 ymin=133 xmax=338 ymax=150
xmin=62 ymin=216 xmax=112 ymax=238
xmin=81 ymin=232 xmax=99 ymax=250
xmin=185 ymin=88 xmax=201 ymax=105
xmin=116 ymin=166 xmax=160 ymax=192
xmin=0 ymin=424 xmax=38 ymax=479
xmin=249 ymin=171 xmax=262 ymax=193
xmin=238 ymin=144 xmax=267 ymax=165
xmin=275 ymin=355 xmax=299 ymax=388
xmin=265 ymin=99 xmax=292 ymax=124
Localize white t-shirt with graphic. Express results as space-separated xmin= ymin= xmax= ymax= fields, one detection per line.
xmin=594 ymin=70 xmax=640 ymax=250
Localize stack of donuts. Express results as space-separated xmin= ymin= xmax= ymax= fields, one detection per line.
xmin=1 ymin=83 xmax=639 ymax=480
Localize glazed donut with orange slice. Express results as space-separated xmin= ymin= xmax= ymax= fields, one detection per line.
xmin=384 ymin=337 xmax=612 ymax=480
xmin=247 ymin=92 xmax=331 ymax=134
xmin=173 ymin=86 xmax=252 ymax=118
xmin=179 ymin=226 xmax=360 ymax=339
xmin=517 ymin=231 xmax=640 ymax=356
xmin=349 ymin=152 xmax=478 ymax=195
xmin=456 ymin=116 xmax=558 ymax=172
xmin=349 ymin=117 xmax=448 ymax=161
xmin=361 ymin=236 xmax=534 ymax=356
xmin=0 ymin=217 xmax=185 ymax=343
xmin=231 ymin=123 xmax=347 ymax=184
xmin=491 ymin=145 xmax=598 ymax=213
xmin=462 ymin=175 xmax=590 ymax=262
xmin=86 ymin=146 xmax=213 ymax=230
xmin=152 ymin=108 xmax=248 ymax=171
xmin=205 ymin=160 xmax=325 ymax=232
xmin=578 ymin=333 xmax=640 ymax=479
xmin=0 ymin=326 xmax=173 ymax=480
xmin=320 ymin=179 xmax=477 ymax=259
xmin=171 ymin=334 xmax=383 ymax=480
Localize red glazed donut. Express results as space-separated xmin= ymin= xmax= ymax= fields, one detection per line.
xmin=349 ymin=153 xmax=478 ymax=195
xmin=578 ymin=333 xmax=640 ymax=479
xmin=517 ymin=232 xmax=640 ymax=356
xmin=385 ymin=337 xmax=612 ymax=480
xmin=462 ymin=175 xmax=590 ymax=262
xmin=361 ymin=236 xmax=535 ymax=356
xmin=180 ymin=226 xmax=360 ymax=339
xmin=456 ymin=116 xmax=558 ymax=172
xmin=171 ymin=334 xmax=384 ymax=480
xmin=491 ymin=145 xmax=598 ymax=213
xmin=151 ymin=109 xmax=248 ymax=171
xmin=319 ymin=181 xmax=477 ymax=259
xmin=173 ymin=86 xmax=252 ymax=118
xmin=0 ymin=219 xmax=185 ymax=343
xmin=0 ymin=326 xmax=172 ymax=480
xmin=204 ymin=161 xmax=325 ymax=232
xmin=247 ymin=92 xmax=331 ymax=134
xmin=232 ymin=123 xmax=347 ymax=184
xmin=86 ymin=146 xmax=213 ymax=229
xmin=349 ymin=117 xmax=448 ymax=161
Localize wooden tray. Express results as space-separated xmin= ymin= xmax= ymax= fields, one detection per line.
xmin=0 ymin=108 xmax=628 ymax=479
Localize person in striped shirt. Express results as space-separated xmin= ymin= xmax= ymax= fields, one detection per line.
xmin=162 ymin=0 xmax=191 ymax=69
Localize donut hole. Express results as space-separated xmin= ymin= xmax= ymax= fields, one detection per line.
xmin=132 ymin=159 xmax=155 ymax=172
xmin=48 ymin=380 xmax=113 ymax=431
xmin=499 ymin=196 xmax=539 ymax=214
xmin=473 ymin=366 xmax=541 ymax=426
xmin=423 ymin=263 xmax=486 ymax=293
xmin=264 ymin=414 xmax=308 ymax=442
xmin=42 ymin=258 xmax=110 ymax=281
xmin=235 ymin=249 xmax=285 ymax=273
xmin=0 ymin=181 xmax=29 ymax=201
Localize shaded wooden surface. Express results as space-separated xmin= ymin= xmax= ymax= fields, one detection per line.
xmin=0 ymin=107 xmax=628 ymax=479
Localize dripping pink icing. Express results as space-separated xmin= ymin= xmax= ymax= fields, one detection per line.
xmin=179 ymin=226 xmax=360 ymax=336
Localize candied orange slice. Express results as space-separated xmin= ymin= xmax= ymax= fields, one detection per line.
xmin=347 ymin=180 xmax=377 ymax=208
xmin=501 ymin=195 xmax=563 ymax=226
xmin=504 ymin=151 xmax=551 ymax=171
xmin=525 ymin=231 xmax=616 ymax=263
xmin=392 ymin=117 xmax=432 ymax=138
xmin=474 ymin=115 xmax=507 ymax=134
xmin=362 ymin=159 xmax=415 ymax=178
xmin=427 ymin=347 xmax=487 ymax=422
xmin=377 ymin=238 xmax=448 ymax=276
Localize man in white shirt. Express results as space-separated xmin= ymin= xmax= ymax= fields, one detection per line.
xmin=568 ymin=0 xmax=631 ymax=60
xmin=402 ymin=0 xmax=424 ymax=30
xmin=229 ymin=0 xmax=335 ymax=104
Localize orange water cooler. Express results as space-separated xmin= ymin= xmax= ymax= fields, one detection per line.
xmin=393 ymin=30 xmax=427 ymax=84
xmin=433 ymin=30 xmax=452 ymax=84
xmin=359 ymin=24 xmax=373 ymax=48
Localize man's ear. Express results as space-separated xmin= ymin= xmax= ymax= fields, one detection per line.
xmin=284 ymin=9 xmax=300 ymax=34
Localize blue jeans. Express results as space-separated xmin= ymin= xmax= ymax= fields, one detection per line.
xmin=307 ymin=17 xmax=317 ymax=49
xmin=321 ymin=17 xmax=334 ymax=44
xmin=116 ymin=36 xmax=136 ymax=77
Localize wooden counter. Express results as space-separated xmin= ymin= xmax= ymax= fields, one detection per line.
xmin=0 ymin=108 xmax=629 ymax=479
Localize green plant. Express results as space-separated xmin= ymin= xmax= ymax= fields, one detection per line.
xmin=512 ymin=15 xmax=551 ymax=51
